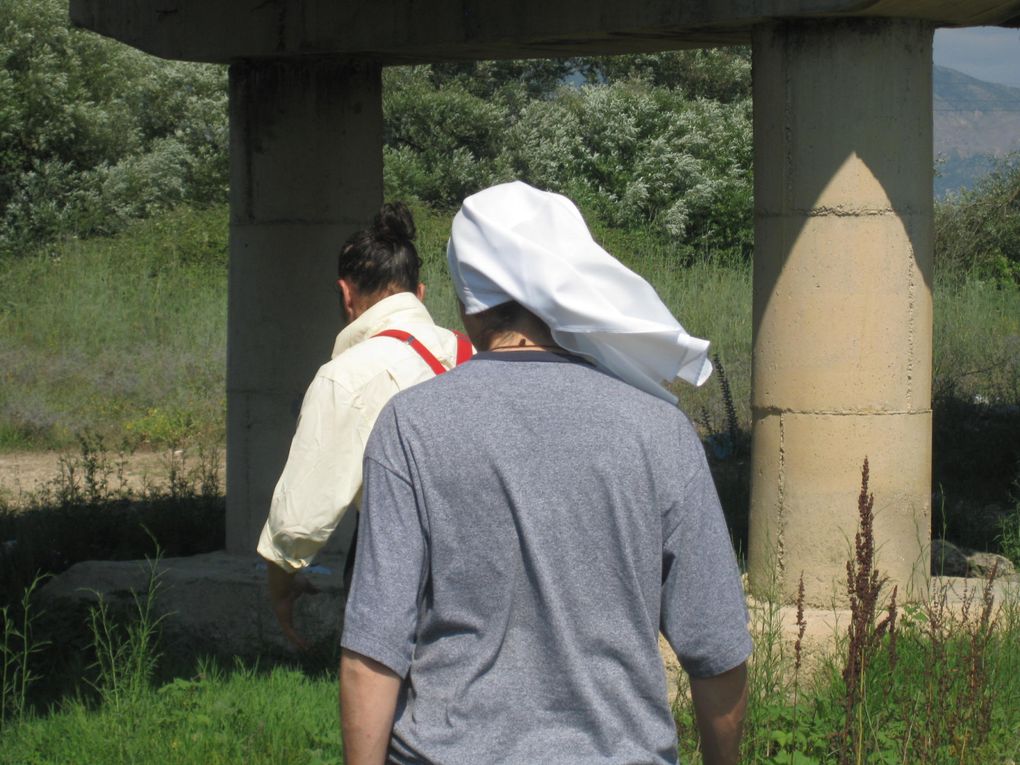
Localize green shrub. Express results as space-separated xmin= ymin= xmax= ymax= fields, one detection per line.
xmin=381 ymin=62 xmax=753 ymax=259
xmin=935 ymin=154 xmax=1020 ymax=284
xmin=0 ymin=0 xmax=227 ymax=256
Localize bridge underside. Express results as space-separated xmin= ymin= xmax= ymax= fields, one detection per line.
xmin=69 ymin=0 xmax=1020 ymax=605
xmin=71 ymin=0 xmax=1020 ymax=63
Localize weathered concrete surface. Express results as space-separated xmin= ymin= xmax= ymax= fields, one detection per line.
xmin=747 ymin=19 xmax=934 ymax=606
xmin=226 ymin=59 xmax=381 ymax=554
xmin=69 ymin=0 xmax=1020 ymax=64
xmin=38 ymin=552 xmax=347 ymax=659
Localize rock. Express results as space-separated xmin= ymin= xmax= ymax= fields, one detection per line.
xmin=931 ymin=539 xmax=968 ymax=577
xmin=37 ymin=551 xmax=347 ymax=662
xmin=966 ymin=551 xmax=1017 ymax=579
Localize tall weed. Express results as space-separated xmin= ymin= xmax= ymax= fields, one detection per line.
xmin=86 ymin=543 xmax=167 ymax=711
xmin=0 ymin=574 xmax=48 ymax=728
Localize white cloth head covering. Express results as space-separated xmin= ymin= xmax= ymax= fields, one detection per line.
xmin=447 ymin=181 xmax=712 ymax=402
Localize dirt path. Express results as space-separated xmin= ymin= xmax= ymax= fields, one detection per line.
xmin=0 ymin=448 xmax=226 ymax=505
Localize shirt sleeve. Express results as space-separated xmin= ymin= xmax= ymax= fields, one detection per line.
xmin=660 ymin=455 xmax=753 ymax=679
xmin=341 ymin=405 xmax=428 ymax=678
xmin=257 ymin=372 xmax=379 ymax=572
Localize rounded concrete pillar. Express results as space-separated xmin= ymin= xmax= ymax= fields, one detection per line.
xmin=748 ymin=19 xmax=934 ymax=605
xmin=226 ymin=59 xmax=382 ymax=554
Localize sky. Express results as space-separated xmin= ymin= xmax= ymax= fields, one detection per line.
xmin=934 ymin=26 xmax=1020 ymax=88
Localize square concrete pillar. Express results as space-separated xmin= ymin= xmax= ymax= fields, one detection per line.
xmin=748 ymin=19 xmax=934 ymax=605
xmin=226 ymin=59 xmax=383 ymax=554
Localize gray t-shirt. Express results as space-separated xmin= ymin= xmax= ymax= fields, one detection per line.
xmin=342 ymin=351 xmax=751 ymax=765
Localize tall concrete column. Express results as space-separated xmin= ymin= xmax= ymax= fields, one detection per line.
xmin=227 ymin=59 xmax=382 ymax=554
xmin=748 ymin=20 xmax=934 ymax=605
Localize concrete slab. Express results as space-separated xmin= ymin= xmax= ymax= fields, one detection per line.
xmin=38 ymin=552 xmax=348 ymax=661
xmin=69 ymin=0 xmax=1020 ymax=65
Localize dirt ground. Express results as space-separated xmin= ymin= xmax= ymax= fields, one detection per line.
xmin=0 ymin=448 xmax=227 ymax=505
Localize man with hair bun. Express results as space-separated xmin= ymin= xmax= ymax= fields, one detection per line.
xmin=258 ymin=202 xmax=472 ymax=649
xmin=340 ymin=182 xmax=751 ymax=765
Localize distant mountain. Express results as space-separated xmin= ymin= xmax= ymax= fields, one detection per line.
xmin=933 ymin=65 xmax=1020 ymax=196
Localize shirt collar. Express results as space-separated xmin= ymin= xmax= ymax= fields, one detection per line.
xmin=331 ymin=292 xmax=436 ymax=359
xmin=472 ymin=350 xmax=593 ymax=366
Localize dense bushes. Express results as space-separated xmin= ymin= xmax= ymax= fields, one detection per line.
xmin=0 ymin=0 xmax=227 ymax=256
xmin=935 ymin=154 xmax=1020 ymax=284
xmin=3 ymin=0 xmax=1020 ymax=281
xmin=2 ymin=4 xmax=754 ymax=261
xmin=383 ymin=54 xmax=754 ymax=261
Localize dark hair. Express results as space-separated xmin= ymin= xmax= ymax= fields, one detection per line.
xmin=337 ymin=202 xmax=421 ymax=295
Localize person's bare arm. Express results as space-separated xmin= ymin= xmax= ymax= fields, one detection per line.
xmin=689 ymin=661 xmax=748 ymax=765
xmin=340 ymin=648 xmax=402 ymax=765
xmin=265 ymin=560 xmax=318 ymax=650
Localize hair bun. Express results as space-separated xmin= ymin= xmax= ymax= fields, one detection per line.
xmin=373 ymin=201 xmax=416 ymax=243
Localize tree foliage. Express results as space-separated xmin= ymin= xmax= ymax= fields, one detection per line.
xmin=2 ymin=3 xmax=757 ymax=260
xmin=935 ymin=154 xmax=1020 ymax=283
xmin=0 ymin=0 xmax=227 ymax=256
xmin=383 ymin=52 xmax=754 ymax=261
xmin=14 ymin=6 xmax=1016 ymax=280
xmin=577 ymin=47 xmax=752 ymax=102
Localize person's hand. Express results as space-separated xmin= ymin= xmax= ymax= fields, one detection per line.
xmin=266 ymin=561 xmax=320 ymax=650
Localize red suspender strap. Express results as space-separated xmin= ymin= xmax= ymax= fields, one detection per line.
xmin=373 ymin=329 xmax=450 ymax=376
xmin=453 ymin=330 xmax=473 ymax=366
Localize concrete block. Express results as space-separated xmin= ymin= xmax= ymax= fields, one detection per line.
xmin=227 ymin=224 xmax=352 ymax=393
xmin=69 ymin=0 xmax=1020 ymax=64
xmin=747 ymin=412 xmax=784 ymax=594
xmin=37 ymin=552 xmax=348 ymax=661
xmin=225 ymin=59 xmax=383 ymax=554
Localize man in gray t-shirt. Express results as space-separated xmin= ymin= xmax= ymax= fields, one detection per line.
xmin=340 ymin=183 xmax=751 ymax=765
xmin=341 ymin=342 xmax=751 ymax=764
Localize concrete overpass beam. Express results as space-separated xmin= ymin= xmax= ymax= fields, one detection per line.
xmin=748 ymin=19 xmax=934 ymax=605
xmin=226 ymin=59 xmax=382 ymax=554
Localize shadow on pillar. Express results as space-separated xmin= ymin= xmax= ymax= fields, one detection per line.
xmin=748 ymin=18 xmax=936 ymax=605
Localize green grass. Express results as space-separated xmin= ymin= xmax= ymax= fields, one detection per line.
xmin=0 ymin=662 xmax=343 ymax=764
xmin=3 ymin=201 xmax=1019 ymax=559
xmin=0 ymin=205 xmax=228 ymax=450
xmin=933 ymin=274 xmax=1020 ymax=404
xmin=3 ymin=201 xmax=1019 ymax=454
xmin=1 ymin=555 xmax=1017 ymax=765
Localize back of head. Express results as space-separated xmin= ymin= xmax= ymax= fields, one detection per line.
xmin=338 ymin=202 xmax=421 ymax=296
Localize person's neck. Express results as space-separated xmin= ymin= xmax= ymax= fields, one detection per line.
xmin=485 ymin=330 xmax=562 ymax=353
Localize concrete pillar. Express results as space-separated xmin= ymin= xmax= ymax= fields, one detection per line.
xmin=748 ymin=19 xmax=934 ymax=605
xmin=226 ymin=59 xmax=382 ymax=554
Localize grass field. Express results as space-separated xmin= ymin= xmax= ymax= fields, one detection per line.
xmin=2 ymin=202 xmax=1017 ymax=453
xmin=0 ymin=206 xmax=228 ymax=451
xmin=2 ymin=661 xmax=344 ymax=765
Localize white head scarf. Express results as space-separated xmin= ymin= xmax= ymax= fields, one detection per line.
xmin=447 ymin=181 xmax=712 ymax=402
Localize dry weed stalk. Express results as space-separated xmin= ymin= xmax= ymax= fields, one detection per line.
xmin=959 ymin=561 xmax=998 ymax=758
xmin=794 ymin=573 xmax=806 ymax=675
xmin=839 ymin=458 xmax=898 ymax=765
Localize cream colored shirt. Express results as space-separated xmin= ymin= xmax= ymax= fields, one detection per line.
xmin=257 ymin=292 xmax=465 ymax=572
